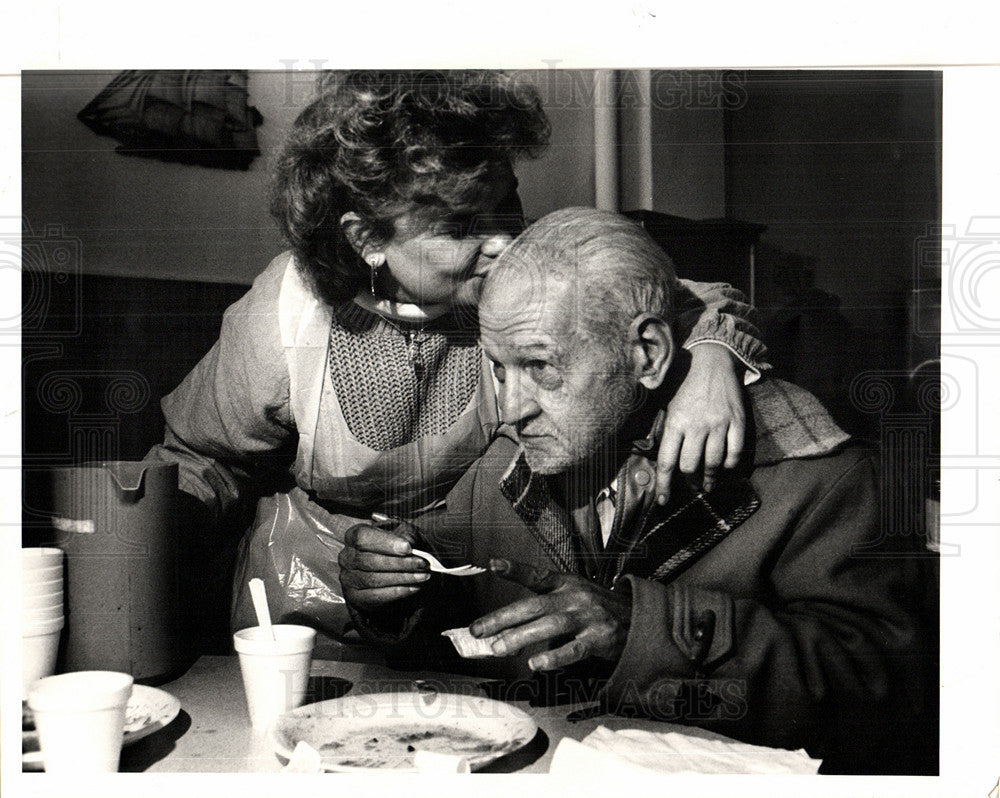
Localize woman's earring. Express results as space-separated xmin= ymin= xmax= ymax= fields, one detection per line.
xmin=366 ymin=253 xmax=385 ymax=297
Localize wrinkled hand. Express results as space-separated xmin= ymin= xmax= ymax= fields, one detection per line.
xmin=655 ymin=344 xmax=746 ymax=504
xmin=338 ymin=521 xmax=430 ymax=612
xmin=469 ymin=559 xmax=632 ymax=671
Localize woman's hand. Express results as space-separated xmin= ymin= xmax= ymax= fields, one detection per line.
xmin=655 ymin=344 xmax=747 ymax=504
xmin=338 ymin=521 xmax=431 ymax=612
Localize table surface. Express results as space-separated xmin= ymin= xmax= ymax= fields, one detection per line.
xmin=116 ymin=654 xmax=676 ymax=774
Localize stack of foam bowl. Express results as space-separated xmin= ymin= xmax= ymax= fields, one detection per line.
xmin=22 ymin=548 xmax=65 ymax=694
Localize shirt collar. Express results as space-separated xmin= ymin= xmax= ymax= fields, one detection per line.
xmin=352 ymin=291 xmax=451 ymax=323
xmin=596 ymin=479 xmax=618 ymax=504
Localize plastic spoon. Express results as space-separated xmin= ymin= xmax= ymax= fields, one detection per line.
xmin=248 ymin=578 xmax=275 ymax=641
xmin=370 ymin=513 xmax=484 ymax=576
xmin=411 ymin=549 xmax=485 ymax=576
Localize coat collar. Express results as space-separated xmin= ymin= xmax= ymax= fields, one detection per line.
xmin=614 ymin=473 xmax=760 ymax=584
xmin=494 ymin=377 xmax=848 ymax=585
xmin=497 ymin=452 xmax=582 ymax=574
xmin=496 ymin=422 xmax=761 ymax=586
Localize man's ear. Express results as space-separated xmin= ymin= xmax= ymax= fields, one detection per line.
xmin=628 ymin=313 xmax=674 ymax=390
xmin=339 ymin=212 xmax=371 ymax=256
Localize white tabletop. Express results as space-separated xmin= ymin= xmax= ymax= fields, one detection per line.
xmin=119 ymin=654 xmax=676 ymax=774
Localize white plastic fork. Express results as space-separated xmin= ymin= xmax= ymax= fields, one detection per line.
xmin=369 ymin=513 xmax=485 ymax=576
xmin=411 ymin=549 xmax=485 ymax=577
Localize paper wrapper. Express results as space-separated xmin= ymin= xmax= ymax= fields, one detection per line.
xmin=282 ymin=740 xmax=322 ymax=773
xmin=550 ymin=725 xmax=822 ymax=775
xmin=441 ymin=627 xmax=500 ymax=658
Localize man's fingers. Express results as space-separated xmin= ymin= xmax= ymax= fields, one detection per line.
xmin=369 ymin=515 xmax=421 ymax=547
xmin=654 ymin=428 xmax=683 ymax=505
xmin=341 ymin=568 xmax=430 ymax=589
xmin=340 ymin=521 xmax=432 ymax=611
xmin=347 ymin=585 xmax=424 ymax=607
xmin=469 ymin=593 xmax=550 ymax=638
xmin=345 ymin=524 xmax=414 ymax=556
xmin=483 ymin=613 xmax=576 ymax=657
xmin=488 ymin=558 xmax=562 ymax=592
xmin=342 ymin=549 xmax=428 ymax=574
xmin=527 ymin=637 xmax=593 ymax=671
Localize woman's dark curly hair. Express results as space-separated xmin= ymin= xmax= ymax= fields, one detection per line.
xmin=270 ymin=70 xmax=551 ymax=305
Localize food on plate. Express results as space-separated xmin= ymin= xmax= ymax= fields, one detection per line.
xmin=273 ymin=693 xmax=537 ymax=771
xmin=313 ymin=724 xmax=497 ymax=769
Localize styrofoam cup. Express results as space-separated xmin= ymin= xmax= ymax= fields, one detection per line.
xmin=28 ymin=671 xmax=133 ymax=773
xmin=23 ymin=606 xmax=65 ymax=622
xmin=23 ymin=623 xmax=64 ymax=693
xmin=23 ymin=564 xmax=63 ymax=583
xmin=23 ymin=616 xmax=65 ymax=636
xmin=23 ymin=592 xmax=64 ymax=611
xmin=233 ymin=625 xmax=316 ymax=731
xmin=23 ymin=578 xmax=64 ymax=597
xmin=22 ymin=548 xmax=64 ymax=569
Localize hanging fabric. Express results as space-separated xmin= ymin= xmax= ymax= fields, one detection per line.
xmin=77 ymin=70 xmax=263 ymax=170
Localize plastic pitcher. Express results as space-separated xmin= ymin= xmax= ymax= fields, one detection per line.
xmin=50 ymin=462 xmax=184 ymax=683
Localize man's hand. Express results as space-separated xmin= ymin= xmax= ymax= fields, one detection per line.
xmin=655 ymin=343 xmax=746 ymax=504
xmin=469 ymin=559 xmax=632 ymax=671
xmin=338 ymin=521 xmax=430 ymax=612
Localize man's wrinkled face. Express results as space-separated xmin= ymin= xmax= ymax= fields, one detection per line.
xmin=479 ymin=278 xmax=638 ymax=474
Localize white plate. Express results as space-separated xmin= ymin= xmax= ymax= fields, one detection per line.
xmin=120 ymin=685 xmax=182 ymax=743
xmin=22 ymin=684 xmax=181 ymax=768
xmin=272 ymin=692 xmax=537 ymax=771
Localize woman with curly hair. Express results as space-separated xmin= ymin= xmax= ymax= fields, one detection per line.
xmin=147 ymin=71 xmax=768 ymax=646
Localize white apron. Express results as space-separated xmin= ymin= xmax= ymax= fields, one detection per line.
xmin=231 ymin=260 xmax=498 ymax=642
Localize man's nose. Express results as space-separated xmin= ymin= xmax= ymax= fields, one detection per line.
xmin=499 ymin=373 xmax=539 ymax=425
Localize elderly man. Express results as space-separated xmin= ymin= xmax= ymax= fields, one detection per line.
xmin=338 ymin=207 xmax=928 ymax=774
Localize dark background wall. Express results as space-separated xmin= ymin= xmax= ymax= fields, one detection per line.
xmin=21 ymin=70 xmax=596 ymax=285
xmin=18 ymin=70 xmax=941 ymax=772
xmin=19 ymin=68 xmax=597 ymax=540
xmin=21 ymin=69 xmax=942 ymax=534
xmin=725 ymin=70 xmax=941 ymax=431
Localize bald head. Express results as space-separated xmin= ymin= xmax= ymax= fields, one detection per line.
xmin=481 ymin=207 xmax=675 ymax=349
